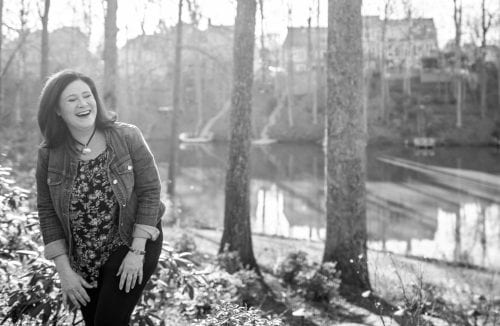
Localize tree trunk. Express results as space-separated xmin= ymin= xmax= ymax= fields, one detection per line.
xmin=312 ymin=0 xmax=320 ymax=125
xmin=479 ymin=57 xmax=487 ymax=118
xmin=286 ymin=7 xmax=295 ymax=127
xmin=167 ymin=0 xmax=183 ymax=200
xmin=40 ymin=0 xmax=50 ymax=83
xmin=403 ymin=3 xmax=412 ymax=97
xmin=323 ymin=0 xmax=370 ymax=291
xmin=380 ymin=4 xmax=389 ymax=121
xmin=103 ymin=0 xmax=118 ymax=110
xmin=0 ymin=0 xmax=3 ymax=117
xmin=453 ymin=0 xmax=463 ymax=127
xmin=220 ymin=0 xmax=259 ymax=273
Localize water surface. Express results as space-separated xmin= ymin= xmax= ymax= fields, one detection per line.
xmin=149 ymin=141 xmax=500 ymax=270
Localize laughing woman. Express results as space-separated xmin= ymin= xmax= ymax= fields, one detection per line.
xmin=36 ymin=69 xmax=165 ymax=325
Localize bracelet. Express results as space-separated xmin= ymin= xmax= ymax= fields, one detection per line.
xmin=128 ymin=246 xmax=146 ymax=255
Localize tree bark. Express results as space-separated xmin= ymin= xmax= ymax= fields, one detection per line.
xmin=40 ymin=0 xmax=50 ymax=83
xmin=167 ymin=0 xmax=183 ymax=199
xmin=478 ymin=0 xmax=491 ymax=118
xmin=379 ymin=1 xmax=390 ymax=122
xmin=0 ymin=0 xmax=3 ymax=117
xmin=323 ymin=0 xmax=370 ymax=291
xmin=220 ymin=0 xmax=259 ymax=273
xmin=103 ymin=0 xmax=118 ymax=110
xmin=453 ymin=0 xmax=463 ymax=127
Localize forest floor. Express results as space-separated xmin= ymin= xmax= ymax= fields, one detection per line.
xmin=163 ymin=226 xmax=500 ymax=326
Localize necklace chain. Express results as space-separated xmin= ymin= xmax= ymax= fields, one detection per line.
xmin=73 ymin=127 xmax=97 ymax=155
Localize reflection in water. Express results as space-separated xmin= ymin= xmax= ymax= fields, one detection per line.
xmin=148 ymin=141 xmax=500 ymax=270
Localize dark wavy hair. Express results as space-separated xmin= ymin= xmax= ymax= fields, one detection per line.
xmin=37 ymin=69 xmax=116 ymax=149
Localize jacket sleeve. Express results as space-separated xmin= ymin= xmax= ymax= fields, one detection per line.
xmin=36 ymin=147 xmax=68 ymax=259
xmin=127 ymin=125 xmax=162 ymax=228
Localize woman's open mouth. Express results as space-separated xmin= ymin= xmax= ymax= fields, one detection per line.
xmin=76 ymin=110 xmax=91 ymax=117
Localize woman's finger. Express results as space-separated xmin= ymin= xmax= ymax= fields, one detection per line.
xmin=80 ymin=277 xmax=94 ymax=289
xmin=78 ymin=288 xmax=91 ymax=303
xmin=119 ymin=273 xmax=126 ymax=290
xmin=116 ymin=262 xmax=124 ymax=276
xmin=138 ymin=271 xmax=143 ymax=285
xmin=68 ymin=293 xmax=81 ymax=309
xmin=62 ymin=292 xmax=68 ymax=308
xmin=125 ymin=274 xmax=133 ymax=293
xmin=130 ymin=273 xmax=138 ymax=290
xmin=73 ymin=291 xmax=87 ymax=306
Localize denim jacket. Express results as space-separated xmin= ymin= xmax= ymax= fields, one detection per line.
xmin=36 ymin=122 xmax=165 ymax=260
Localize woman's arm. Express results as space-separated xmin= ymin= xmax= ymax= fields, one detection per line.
xmin=126 ymin=125 xmax=162 ymax=228
xmin=35 ymin=148 xmax=68 ymax=259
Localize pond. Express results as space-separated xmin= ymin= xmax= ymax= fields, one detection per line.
xmin=148 ymin=141 xmax=500 ymax=271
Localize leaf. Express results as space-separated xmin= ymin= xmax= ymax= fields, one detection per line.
xmin=41 ymin=302 xmax=52 ymax=323
xmin=16 ymin=250 xmax=39 ymax=257
xmin=145 ymin=316 xmax=155 ymax=326
xmin=27 ymin=302 xmax=45 ymax=318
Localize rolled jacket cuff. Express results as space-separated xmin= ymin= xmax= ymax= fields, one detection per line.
xmin=44 ymin=239 xmax=68 ymax=260
xmin=133 ymin=223 xmax=160 ymax=241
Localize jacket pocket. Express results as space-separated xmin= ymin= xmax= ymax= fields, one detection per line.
xmin=47 ymin=170 xmax=63 ymax=186
xmin=112 ymin=155 xmax=135 ymax=202
xmin=47 ymin=170 xmax=64 ymax=211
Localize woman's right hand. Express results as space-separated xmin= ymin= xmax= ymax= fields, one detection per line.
xmin=57 ymin=267 xmax=93 ymax=309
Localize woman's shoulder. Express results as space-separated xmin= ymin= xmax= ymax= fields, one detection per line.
xmin=109 ymin=121 xmax=142 ymax=136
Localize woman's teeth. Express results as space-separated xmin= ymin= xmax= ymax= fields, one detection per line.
xmin=76 ymin=110 xmax=91 ymax=117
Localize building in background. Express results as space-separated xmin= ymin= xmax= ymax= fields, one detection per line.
xmin=281 ymin=16 xmax=439 ymax=80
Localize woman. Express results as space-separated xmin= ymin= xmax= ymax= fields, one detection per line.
xmin=36 ymin=69 xmax=165 ymax=325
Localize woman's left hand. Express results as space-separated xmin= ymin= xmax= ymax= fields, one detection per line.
xmin=117 ymin=251 xmax=144 ymax=293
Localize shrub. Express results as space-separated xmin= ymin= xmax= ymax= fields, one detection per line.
xmin=296 ymin=261 xmax=341 ymax=302
xmin=173 ymin=233 xmax=197 ymax=253
xmin=233 ymin=269 xmax=265 ymax=307
xmin=217 ymin=246 xmax=243 ymax=274
xmin=199 ymin=301 xmax=284 ymax=326
xmin=275 ymin=251 xmax=341 ymax=302
xmin=274 ymin=251 xmax=308 ymax=286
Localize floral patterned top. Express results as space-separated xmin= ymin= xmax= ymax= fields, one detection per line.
xmin=69 ymin=149 xmax=125 ymax=287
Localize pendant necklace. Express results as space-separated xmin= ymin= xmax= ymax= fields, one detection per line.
xmin=74 ymin=127 xmax=96 ymax=155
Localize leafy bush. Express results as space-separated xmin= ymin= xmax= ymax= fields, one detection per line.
xmin=217 ymin=246 xmax=243 ymax=274
xmin=274 ymin=251 xmax=308 ymax=286
xmin=0 ymin=165 xmax=73 ymax=325
xmin=199 ymin=301 xmax=284 ymax=326
xmin=233 ymin=269 xmax=265 ymax=307
xmin=131 ymin=245 xmax=207 ymax=324
xmin=173 ymin=233 xmax=197 ymax=253
xmin=296 ymin=262 xmax=341 ymax=302
xmin=275 ymin=252 xmax=341 ymax=302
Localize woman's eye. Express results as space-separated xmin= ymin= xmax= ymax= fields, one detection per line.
xmin=68 ymin=98 xmax=76 ymax=102
xmin=83 ymin=94 xmax=92 ymax=98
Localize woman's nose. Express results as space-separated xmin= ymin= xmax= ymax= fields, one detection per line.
xmin=77 ymin=98 xmax=87 ymax=107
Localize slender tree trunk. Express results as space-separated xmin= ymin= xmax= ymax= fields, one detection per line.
xmin=307 ymin=10 xmax=312 ymax=95
xmin=323 ymin=0 xmax=370 ymax=291
xmin=0 ymin=0 xmax=3 ymax=117
xmin=167 ymin=0 xmax=183 ymax=199
xmin=403 ymin=2 xmax=412 ymax=97
xmin=380 ymin=2 xmax=389 ymax=121
xmin=286 ymin=6 xmax=294 ymax=127
xmin=312 ymin=0 xmax=320 ymax=125
xmin=103 ymin=0 xmax=118 ymax=110
xmin=479 ymin=0 xmax=491 ymax=119
xmin=258 ymin=0 xmax=266 ymax=83
xmin=220 ymin=0 xmax=259 ymax=273
xmin=40 ymin=0 xmax=50 ymax=83
xmin=453 ymin=0 xmax=463 ymax=127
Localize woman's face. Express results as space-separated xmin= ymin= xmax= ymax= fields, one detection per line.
xmin=57 ymin=80 xmax=97 ymax=133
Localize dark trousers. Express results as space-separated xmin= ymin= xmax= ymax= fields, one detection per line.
xmin=80 ymin=229 xmax=163 ymax=326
